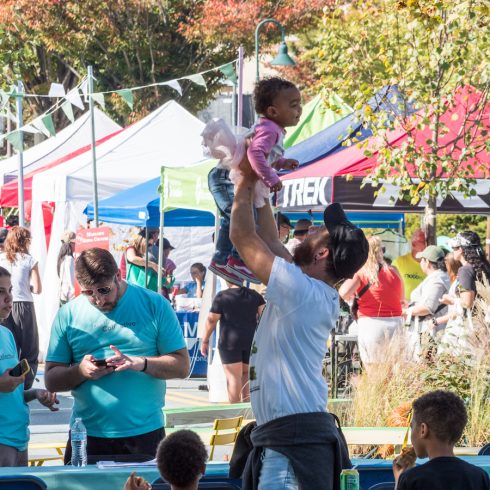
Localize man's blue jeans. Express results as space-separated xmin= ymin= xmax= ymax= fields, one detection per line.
xmin=258 ymin=449 xmax=299 ymax=489
xmin=208 ymin=167 xmax=239 ymax=264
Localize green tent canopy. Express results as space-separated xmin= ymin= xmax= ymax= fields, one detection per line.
xmin=283 ymin=92 xmax=353 ymax=149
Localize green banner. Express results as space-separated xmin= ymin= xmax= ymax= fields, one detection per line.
xmin=160 ymin=160 xmax=217 ymax=212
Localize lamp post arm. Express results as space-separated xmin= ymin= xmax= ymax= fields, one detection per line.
xmin=255 ymin=18 xmax=286 ymax=81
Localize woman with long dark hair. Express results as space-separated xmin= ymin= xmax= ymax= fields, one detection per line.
xmin=57 ymin=231 xmax=76 ymax=306
xmin=0 ymin=227 xmax=42 ymax=389
xmin=448 ymin=231 xmax=490 ymax=310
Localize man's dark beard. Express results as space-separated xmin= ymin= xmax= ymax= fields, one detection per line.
xmin=292 ymin=238 xmax=315 ymax=267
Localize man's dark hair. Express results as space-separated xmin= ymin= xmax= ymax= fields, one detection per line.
xmin=0 ymin=266 xmax=11 ymax=278
xmin=412 ymin=390 xmax=467 ymax=444
xmin=157 ymin=430 xmax=207 ymax=487
xmin=75 ymin=248 xmax=118 ymax=286
xmin=253 ymin=77 xmax=297 ymax=115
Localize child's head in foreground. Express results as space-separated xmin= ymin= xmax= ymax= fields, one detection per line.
xmin=253 ymin=77 xmax=302 ymax=128
xmin=410 ymin=390 xmax=467 ymax=458
xmin=157 ymin=430 xmax=207 ymax=488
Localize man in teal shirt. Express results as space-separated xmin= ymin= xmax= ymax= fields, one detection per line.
xmin=45 ymin=248 xmax=189 ymax=463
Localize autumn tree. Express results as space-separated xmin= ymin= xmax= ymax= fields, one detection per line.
xmin=0 ymin=0 xmax=238 ymax=129
xmin=303 ymin=0 xmax=490 ymax=244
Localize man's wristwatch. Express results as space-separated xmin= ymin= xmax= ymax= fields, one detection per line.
xmin=141 ymin=357 xmax=148 ymax=372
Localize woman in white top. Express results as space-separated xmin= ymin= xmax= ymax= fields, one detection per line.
xmin=57 ymin=231 xmax=76 ymax=306
xmin=0 ymin=227 xmax=42 ymax=389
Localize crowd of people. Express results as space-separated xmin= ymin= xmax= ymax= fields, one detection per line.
xmin=0 ymin=76 xmax=488 ymax=490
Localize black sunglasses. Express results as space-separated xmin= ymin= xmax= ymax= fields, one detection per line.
xmin=81 ymin=277 xmax=116 ymax=297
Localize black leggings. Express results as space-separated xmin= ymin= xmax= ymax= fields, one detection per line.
xmin=4 ymin=301 xmax=39 ymax=390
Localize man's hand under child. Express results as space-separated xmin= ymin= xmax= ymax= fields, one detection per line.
xmin=279 ymin=159 xmax=299 ymax=170
xmin=270 ymin=181 xmax=283 ymax=192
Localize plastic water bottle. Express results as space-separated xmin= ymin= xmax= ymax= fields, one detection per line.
xmin=71 ymin=418 xmax=87 ymax=467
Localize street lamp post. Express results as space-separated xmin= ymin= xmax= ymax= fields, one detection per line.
xmin=255 ymin=18 xmax=296 ymax=82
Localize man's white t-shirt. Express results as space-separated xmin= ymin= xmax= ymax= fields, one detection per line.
xmin=249 ymin=257 xmax=339 ymax=425
xmin=0 ymin=253 xmax=36 ymax=302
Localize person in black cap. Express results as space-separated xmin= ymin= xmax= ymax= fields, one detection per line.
xmin=276 ymin=212 xmax=292 ymax=243
xmin=229 ymin=159 xmax=368 ymax=490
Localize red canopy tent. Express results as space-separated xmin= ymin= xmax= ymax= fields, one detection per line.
xmin=1 ymin=129 xmax=123 ymax=246
xmin=277 ymin=85 xmax=490 ymax=213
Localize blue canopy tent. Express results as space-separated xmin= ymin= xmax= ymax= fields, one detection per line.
xmin=84 ymin=177 xmax=403 ymax=231
xmin=283 ymin=85 xmax=415 ymax=168
xmin=84 ymin=177 xmax=215 ymax=227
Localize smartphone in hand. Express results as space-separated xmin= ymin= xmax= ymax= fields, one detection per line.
xmin=93 ymin=359 xmax=108 ymax=368
xmin=10 ymin=359 xmax=30 ymax=377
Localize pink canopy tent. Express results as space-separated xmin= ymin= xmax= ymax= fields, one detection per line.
xmin=277 ymin=85 xmax=490 ymax=213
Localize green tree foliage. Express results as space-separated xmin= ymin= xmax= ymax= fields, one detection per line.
xmin=303 ymin=0 xmax=490 ymax=243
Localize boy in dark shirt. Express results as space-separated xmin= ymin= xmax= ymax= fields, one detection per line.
xmin=395 ymin=390 xmax=489 ymax=490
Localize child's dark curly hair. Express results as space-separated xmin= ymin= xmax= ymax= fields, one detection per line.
xmin=412 ymin=390 xmax=467 ymax=444
xmin=253 ymin=77 xmax=298 ymax=115
xmin=157 ymin=430 xmax=207 ymax=487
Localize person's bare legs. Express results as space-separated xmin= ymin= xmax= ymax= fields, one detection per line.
xmin=241 ymin=363 xmax=250 ymax=402
xmin=222 ymin=362 xmax=245 ymax=403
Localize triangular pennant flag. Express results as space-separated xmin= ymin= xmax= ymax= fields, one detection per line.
xmin=0 ymin=90 xmax=9 ymax=105
xmin=1 ymin=109 xmax=16 ymax=124
xmin=41 ymin=114 xmax=56 ymax=136
xmin=80 ymin=79 xmax=89 ymax=99
xmin=219 ymin=63 xmax=238 ymax=84
xmin=32 ymin=117 xmax=52 ymax=137
xmin=48 ymin=83 xmax=66 ymax=98
xmin=162 ymin=80 xmax=182 ymax=96
xmin=6 ymin=130 xmax=23 ymax=152
xmin=22 ymin=124 xmax=40 ymax=134
xmin=184 ymin=74 xmax=207 ymax=90
xmin=91 ymin=92 xmax=105 ymax=109
xmin=66 ymin=88 xmax=84 ymax=110
xmin=8 ymin=85 xmax=17 ymax=97
xmin=61 ymin=101 xmax=75 ymax=122
xmin=115 ymin=89 xmax=134 ymax=110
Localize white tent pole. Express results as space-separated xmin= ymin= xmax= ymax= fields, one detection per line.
xmin=157 ymin=168 xmax=165 ymax=293
xmin=237 ymin=46 xmax=244 ymax=128
xmin=16 ymin=80 xmax=25 ymax=227
xmin=88 ymin=65 xmax=99 ymax=227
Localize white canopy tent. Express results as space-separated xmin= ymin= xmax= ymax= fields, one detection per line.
xmin=0 ymin=108 xmax=121 ymax=187
xmin=30 ymin=100 xmax=208 ymax=358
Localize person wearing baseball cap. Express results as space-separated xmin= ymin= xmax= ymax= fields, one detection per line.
xmin=276 ymin=212 xmax=292 ymax=243
xmin=404 ymin=245 xmax=450 ymax=357
xmin=229 ymin=159 xmax=365 ymax=489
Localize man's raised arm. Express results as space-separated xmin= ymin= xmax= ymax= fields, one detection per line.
xmin=230 ymin=165 xmax=278 ymax=286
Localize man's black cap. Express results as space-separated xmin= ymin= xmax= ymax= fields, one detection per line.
xmin=323 ymin=203 xmax=369 ymax=280
xmin=277 ymin=212 xmax=292 ymax=228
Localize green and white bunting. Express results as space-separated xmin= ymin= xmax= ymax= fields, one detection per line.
xmin=116 ymin=89 xmax=134 ymax=110
xmin=61 ymin=100 xmax=75 ymax=123
xmin=184 ymin=74 xmax=207 ymax=90
xmin=220 ymin=63 xmax=238 ymax=85
xmin=6 ymin=130 xmax=23 ymax=152
xmin=91 ymin=92 xmax=105 ymax=109
xmin=41 ymin=114 xmax=56 ymax=137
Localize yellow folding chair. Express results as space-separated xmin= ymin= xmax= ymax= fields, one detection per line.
xmin=209 ymin=415 xmax=243 ymax=461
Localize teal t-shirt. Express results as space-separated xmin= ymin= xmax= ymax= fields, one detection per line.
xmin=47 ymin=283 xmax=185 ymax=438
xmin=0 ymin=326 xmax=29 ymax=450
